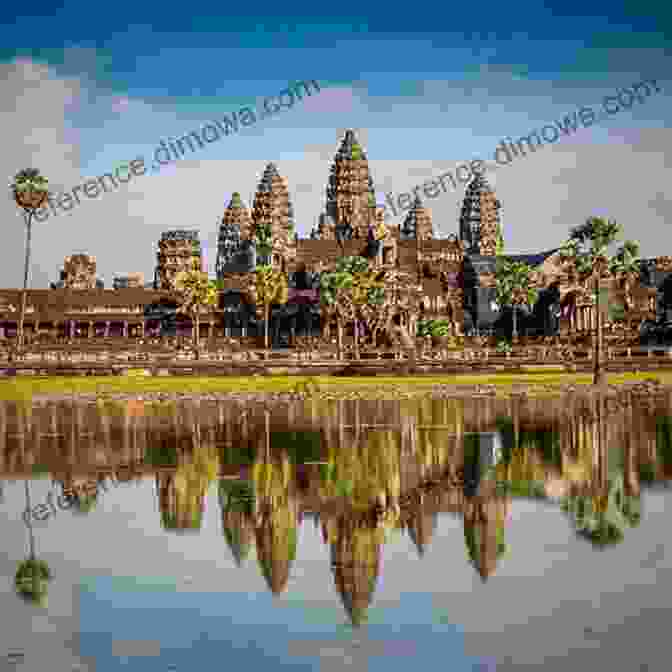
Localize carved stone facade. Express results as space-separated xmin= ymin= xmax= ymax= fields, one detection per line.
xmin=154 ymin=230 xmax=202 ymax=290
xmin=216 ymin=193 xmax=253 ymax=277
xmin=459 ymin=173 xmax=502 ymax=256
xmin=62 ymin=254 xmax=98 ymax=290
xmin=400 ymin=196 xmax=433 ymax=241
xmin=656 ymin=256 xmax=672 ymax=272
xmin=324 ymin=129 xmax=376 ymax=240
xmin=251 ymin=163 xmax=296 ymax=270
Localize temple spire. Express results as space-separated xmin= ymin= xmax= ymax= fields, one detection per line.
xmin=400 ymin=196 xmax=433 ymax=240
xmin=459 ymin=173 xmax=502 ymax=255
xmin=323 ymin=129 xmax=376 ymax=240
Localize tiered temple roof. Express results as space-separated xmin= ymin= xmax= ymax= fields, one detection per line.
xmin=216 ymin=192 xmax=253 ymax=276
xmin=252 ymin=163 xmax=296 ymax=269
xmin=400 ymin=196 xmax=433 ymax=241
xmin=324 ymin=129 xmax=376 ymax=241
xmin=459 ymin=173 xmax=502 ymax=256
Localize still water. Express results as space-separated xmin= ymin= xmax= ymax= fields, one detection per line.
xmin=1 ymin=392 xmax=671 ymax=671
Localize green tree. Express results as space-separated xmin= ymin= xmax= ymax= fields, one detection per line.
xmin=320 ymin=256 xmax=386 ymax=358
xmin=609 ymin=239 xmax=642 ymax=318
xmin=495 ymin=260 xmax=538 ymax=339
xmin=174 ymin=261 xmax=218 ymax=360
xmin=559 ymin=217 xmax=636 ymax=385
xmin=496 ymin=225 xmax=504 ymax=256
xmin=254 ymin=265 xmax=289 ymax=353
xmin=9 ymin=168 xmax=50 ymax=358
xmin=253 ymin=222 xmax=273 ymax=266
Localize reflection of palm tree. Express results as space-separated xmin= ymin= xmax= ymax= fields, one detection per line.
xmin=157 ymin=447 xmax=219 ymax=532
xmin=219 ymin=480 xmax=256 ymax=566
xmin=16 ymin=480 xmax=52 ymax=606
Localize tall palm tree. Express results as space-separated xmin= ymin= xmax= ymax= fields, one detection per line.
xmin=16 ymin=480 xmax=52 ymax=606
xmin=609 ymin=240 xmax=641 ymax=314
xmin=495 ymin=260 xmax=538 ymax=340
xmin=560 ymin=217 xmax=635 ymax=385
xmin=253 ymin=221 xmax=273 ymax=266
xmin=253 ymin=265 xmax=289 ymax=355
xmin=9 ymin=168 xmax=49 ymax=358
xmin=174 ymin=260 xmax=218 ymax=360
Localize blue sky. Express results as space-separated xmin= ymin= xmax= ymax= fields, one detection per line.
xmin=1 ymin=1 xmax=671 ymax=286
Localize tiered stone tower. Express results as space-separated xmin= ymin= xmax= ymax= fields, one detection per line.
xmin=251 ymin=163 xmax=296 ymax=269
xmin=154 ymin=230 xmax=202 ymax=290
xmin=216 ymin=192 xmax=253 ymax=277
xmin=400 ymin=196 xmax=434 ymax=241
xmin=61 ymin=254 xmax=98 ymax=289
xmin=459 ymin=174 xmax=502 ymax=255
xmin=323 ymin=129 xmax=377 ymax=240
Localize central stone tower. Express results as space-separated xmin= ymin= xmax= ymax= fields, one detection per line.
xmin=459 ymin=174 xmax=503 ymax=256
xmin=322 ymin=129 xmax=377 ymax=240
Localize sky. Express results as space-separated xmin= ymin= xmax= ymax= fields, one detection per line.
xmin=1 ymin=0 xmax=671 ymax=287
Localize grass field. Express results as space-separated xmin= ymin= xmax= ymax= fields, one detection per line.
xmin=0 ymin=370 xmax=669 ymax=402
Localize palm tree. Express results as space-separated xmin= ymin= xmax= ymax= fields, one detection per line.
xmin=9 ymin=168 xmax=49 ymax=358
xmin=174 ymin=260 xmax=218 ymax=360
xmin=560 ymin=217 xmax=635 ymax=385
xmin=253 ymin=221 xmax=273 ymax=266
xmin=253 ymin=265 xmax=289 ymax=354
xmin=16 ymin=480 xmax=52 ymax=606
xmin=320 ymin=267 xmax=354 ymax=358
xmin=609 ymin=240 xmax=641 ymax=315
xmin=495 ymin=260 xmax=538 ymax=340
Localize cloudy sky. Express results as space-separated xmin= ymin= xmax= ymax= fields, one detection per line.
xmin=1 ymin=0 xmax=670 ymax=288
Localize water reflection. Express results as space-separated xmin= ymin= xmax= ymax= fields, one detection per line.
xmin=1 ymin=391 xmax=671 ymax=629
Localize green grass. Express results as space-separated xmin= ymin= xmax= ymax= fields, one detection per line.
xmin=0 ymin=370 xmax=668 ymax=401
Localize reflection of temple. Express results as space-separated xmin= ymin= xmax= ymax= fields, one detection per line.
xmin=3 ymin=392 xmax=671 ymax=621
xmin=463 ymin=482 xmax=510 ymax=582
xmin=326 ymin=516 xmax=382 ymax=627
xmin=407 ymin=509 xmax=437 ymax=557
xmin=254 ymin=511 xmax=298 ymax=595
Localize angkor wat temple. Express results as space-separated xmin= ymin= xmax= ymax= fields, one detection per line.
xmin=1 ymin=129 xmax=671 ymax=345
